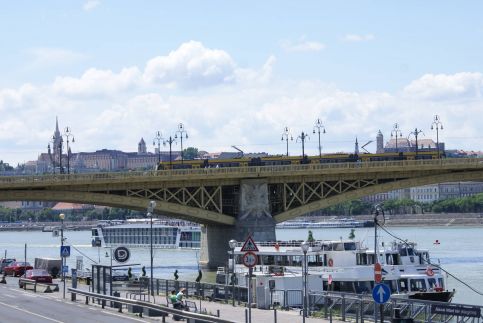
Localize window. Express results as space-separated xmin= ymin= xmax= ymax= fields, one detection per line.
xmin=410 ymin=279 xmax=426 ymax=291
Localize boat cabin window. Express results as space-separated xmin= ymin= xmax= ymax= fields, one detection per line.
xmin=308 ymin=255 xmax=323 ymax=266
xmin=410 ymin=279 xmax=427 ymax=291
xmin=399 ymin=247 xmax=416 ymax=257
xmin=92 ymin=229 xmax=98 ymax=236
xmin=428 ymin=278 xmax=444 ymax=289
xmin=344 ymin=242 xmax=357 ymax=251
xmin=398 ymin=279 xmax=409 ymax=292
xmin=354 ymin=281 xmax=373 ymax=293
xmin=367 ymin=253 xmax=376 ymax=265
xmin=382 ymin=280 xmax=399 ymax=293
xmin=419 ymin=252 xmax=429 ymax=265
xmin=385 ymin=253 xmax=400 ymax=265
xmin=356 ymin=253 xmax=368 ymax=265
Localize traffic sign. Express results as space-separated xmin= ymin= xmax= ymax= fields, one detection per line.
xmin=240 ymin=236 xmax=259 ymax=252
xmin=374 ymin=262 xmax=382 ymax=283
xmin=62 ymin=265 xmax=69 ymax=273
xmin=113 ymin=246 xmax=130 ymax=263
xmin=242 ymin=251 xmax=257 ymax=268
xmin=60 ymin=246 xmax=71 ymax=258
xmin=372 ymin=283 xmax=391 ymax=304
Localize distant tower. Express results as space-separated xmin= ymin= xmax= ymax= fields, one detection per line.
xmin=354 ymin=137 xmax=359 ymax=155
xmin=52 ymin=117 xmax=63 ymax=159
xmin=138 ymin=138 xmax=147 ymax=154
xmin=376 ymin=130 xmax=384 ymax=153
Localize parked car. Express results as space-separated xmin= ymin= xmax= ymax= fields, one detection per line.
xmin=19 ymin=269 xmax=53 ymax=288
xmin=0 ymin=258 xmax=16 ymax=274
xmin=3 ymin=261 xmax=33 ymax=277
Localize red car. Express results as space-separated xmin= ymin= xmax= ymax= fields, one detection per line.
xmin=19 ymin=269 xmax=53 ymax=288
xmin=3 ymin=261 xmax=33 ymax=277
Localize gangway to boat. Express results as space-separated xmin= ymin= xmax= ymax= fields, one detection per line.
xmin=292 ymin=290 xmax=482 ymax=323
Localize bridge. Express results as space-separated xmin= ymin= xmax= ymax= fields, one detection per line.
xmin=1 ymin=158 xmax=483 ymax=268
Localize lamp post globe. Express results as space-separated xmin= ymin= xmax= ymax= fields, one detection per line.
xmin=301 ymin=241 xmax=309 ymax=322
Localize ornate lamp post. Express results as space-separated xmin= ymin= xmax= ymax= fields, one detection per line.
xmin=408 ymin=128 xmax=424 ymax=158
xmin=175 ymin=123 xmax=188 ymax=164
xmin=153 ymin=130 xmax=163 ymax=165
xmin=313 ymin=119 xmax=326 ymax=158
xmin=301 ymin=241 xmax=309 ymax=322
xmin=229 ymin=239 xmax=237 ymax=306
xmin=163 ymin=136 xmax=176 ymax=168
xmin=63 ymin=127 xmax=74 ymax=174
xmin=296 ymin=132 xmax=310 ymax=161
xmin=281 ymin=126 xmax=293 ymax=157
xmin=431 ymin=115 xmax=443 ymax=158
xmin=147 ymin=200 xmax=156 ymax=301
xmin=59 ymin=213 xmax=66 ymax=299
xmin=390 ymin=123 xmax=402 ymax=153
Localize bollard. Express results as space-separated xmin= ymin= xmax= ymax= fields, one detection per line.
xmin=245 ymin=308 xmax=248 ymax=323
xmin=274 ymin=308 xmax=277 ymax=323
xmin=217 ymin=309 xmax=220 ymax=317
xmin=330 ymin=309 xmax=333 ymax=323
xmin=0 ymin=275 xmax=6 ymax=284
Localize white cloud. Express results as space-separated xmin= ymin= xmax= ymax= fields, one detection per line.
xmin=343 ymin=34 xmax=375 ymax=42
xmin=83 ymin=0 xmax=101 ymax=11
xmin=280 ymin=38 xmax=325 ymax=52
xmin=27 ymin=47 xmax=87 ymax=67
xmin=1 ymin=42 xmax=483 ymax=165
xmin=403 ymin=72 xmax=483 ymax=100
xmin=143 ymin=41 xmax=237 ymax=89
xmin=52 ymin=67 xmax=141 ymax=98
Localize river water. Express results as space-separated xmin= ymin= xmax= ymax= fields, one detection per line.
xmin=0 ymin=226 xmax=481 ymax=306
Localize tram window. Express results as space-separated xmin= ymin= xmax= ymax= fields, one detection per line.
xmin=410 ymin=279 xmax=426 ymax=291
xmin=398 ymin=279 xmax=409 ymax=292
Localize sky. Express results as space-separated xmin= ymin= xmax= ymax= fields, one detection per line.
xmin=1 ymin=1 xmax=483 ymax=165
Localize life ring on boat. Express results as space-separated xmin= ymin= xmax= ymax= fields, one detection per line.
xmin=426 ymin=267 xmax=434 ymax=276
xmin=328 ymin=258 xmax=334 ymax=267
xmin=434 ymin=287 xmax=444 ymax=292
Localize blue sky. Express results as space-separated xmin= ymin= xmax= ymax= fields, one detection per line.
xmin=1 ymin=1 xmax=483 ymax=164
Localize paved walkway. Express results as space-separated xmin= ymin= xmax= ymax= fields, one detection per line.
xmin=5 ymin=277 xmax=341 ymax=323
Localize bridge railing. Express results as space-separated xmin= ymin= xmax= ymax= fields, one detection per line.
xmin=0 ymin=157 xmax=482 ymax=185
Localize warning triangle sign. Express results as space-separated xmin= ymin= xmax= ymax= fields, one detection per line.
xmin=240 ymin=235 xmax=259 ymax=252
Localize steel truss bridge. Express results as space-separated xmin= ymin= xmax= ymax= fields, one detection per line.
xmin=1 ymin=158 xmax=483 ymax=225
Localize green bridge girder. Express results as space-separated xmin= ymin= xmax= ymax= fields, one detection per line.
xmin=1 ymin=158 xmax=483 ymax=225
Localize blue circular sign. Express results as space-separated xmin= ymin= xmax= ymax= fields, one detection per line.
xmin=372 ymin=283 xmax=391 ymax=304
xmin=113 ymin=246 xmax=130 ymax=263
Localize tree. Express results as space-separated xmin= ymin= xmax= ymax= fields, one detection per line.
xmin=348 ymin=229 xmax=355 ymax=240
xmin=183 ymin=147 xmax=199 ymax=160
xmin=307 ymin=230 xmax=315 ymax=242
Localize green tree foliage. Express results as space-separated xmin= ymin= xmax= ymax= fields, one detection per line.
xmin=183 ymin=147 xmax=199 ymax=160
xmin=348 ymin=229 xmax=355 ymax=240
xmin=307 ymin=230 xmax=315 ymax=242
xmin=0 ymin=160 xmax=14 ymax=171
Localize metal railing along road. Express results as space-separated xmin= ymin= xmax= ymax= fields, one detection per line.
xmin=19 ymin=278 xmax=59 ymax=293
xmin=68 ymin=287 xmax=233 ymax=323
xmin=1 ymin=158 xmax=482 ymax=187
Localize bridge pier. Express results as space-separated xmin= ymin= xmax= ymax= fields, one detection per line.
xmin=200 ymin=179 xmax=276 ymax=269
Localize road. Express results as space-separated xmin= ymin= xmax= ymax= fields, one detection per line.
xmin=0 ymin=277 xmax=159 ymax=323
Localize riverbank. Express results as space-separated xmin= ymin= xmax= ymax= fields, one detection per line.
xmin=356 ymin=212 xmax=483 ymax=227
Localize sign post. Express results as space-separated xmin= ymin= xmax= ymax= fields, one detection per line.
xmin=241 ymin=236 xmax=258 ymax=323
xmin=372 ymin=283 xmax=391 ymax=323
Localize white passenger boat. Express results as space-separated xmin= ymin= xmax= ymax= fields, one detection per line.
xmin=276 ymin=218 xmax=374 ymax=229
xmin=219 ymin=239 xmax=454 ymax=303
xmin=91 ymin=219 xmax=201 ymax=249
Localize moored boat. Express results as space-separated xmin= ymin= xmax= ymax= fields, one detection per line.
xmin=91 ymin=219 xmax=201 ymax=249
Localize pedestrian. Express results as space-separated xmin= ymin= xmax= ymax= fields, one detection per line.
xmin=176 ymin=288 xmax=186 ymax=303
xmin=170 ymin=290 xmax=178 ymax=305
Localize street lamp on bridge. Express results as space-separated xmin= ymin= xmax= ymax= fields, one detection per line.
xmin=296 ymin=131 xmax=310 ymax=162
xmin=313 ymin=118 xmax=326 ymax=158
xmin=175 ymin=123 xmax=188 ymax=164
xmin=390 ymin=123 xmax=402 ymax=153
xmin=164 ymin=136 xmax=176 ymax=168
xmin=63 ymin=126 xmax=75 ymax=174
xmin=431 ymin=115 xmax=443 ymax=159
xmin=281 ymin=126 xmax=293 ymax=157
xmin=408 ymin=128 xmax=424 ymax=158
xmin=153 ymin=130 xmax=163 ymax=166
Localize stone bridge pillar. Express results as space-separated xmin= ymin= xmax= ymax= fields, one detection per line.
xmin=200 ymin=179 xmax=276 ymax=269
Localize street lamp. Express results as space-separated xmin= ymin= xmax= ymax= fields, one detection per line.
xmin=431 ymin=115 xmax=443 ymax=159
xmin=390 ymin=123 xmax=402 ymax=153
xmin=147 ymin=200 xmax=156 ymax=301
xmin=301 ymin=241 xmax=310 ymax=322
xmin=175 ymin=123 xmax=188 ymax=164
xmin=153 ymin=130 xmax=163 ymax=166
xmin=313 ymin=119 xmax=326 ymax=158
xmin=228 ymin=239 xmax=237 ymax=306
xmin=163 ymin=136 xmax=176 ymax=168
xmin=281 ymin=126 xmax=293 ymax=157
xmin=63 ymin=126 xmax=75 ymax=174
xmin=408 ymin=128 xmax=424 ymax=158
xmin=59 ymin=213 xmax=66 ymax=299
xmin=296 ymin=132 xmax=310 ymax=161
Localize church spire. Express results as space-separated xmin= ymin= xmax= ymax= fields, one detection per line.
xmin=55 ymin=116 xmax=61 ymax=137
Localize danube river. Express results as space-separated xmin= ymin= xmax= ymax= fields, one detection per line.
xmin=0 ymin=226 xmax=482 ymax=306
